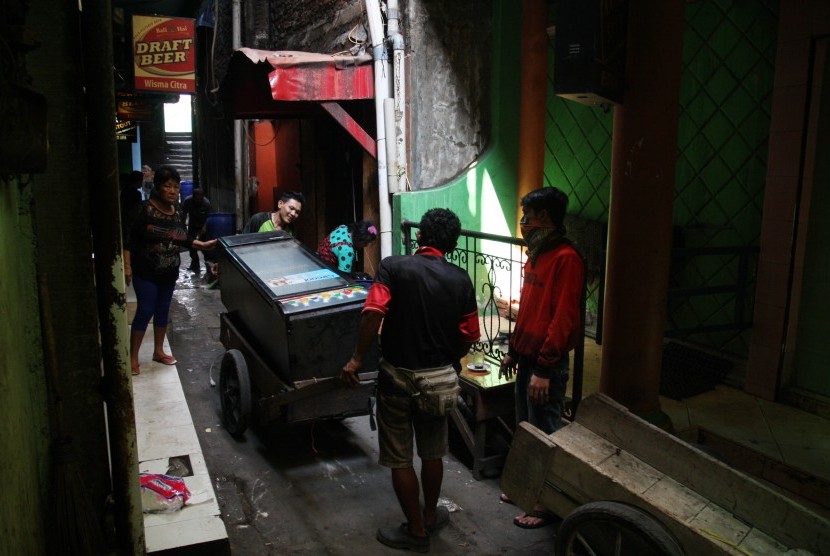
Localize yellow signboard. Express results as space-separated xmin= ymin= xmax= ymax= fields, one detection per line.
xmin=132 ymin=15 xmax=195 ymax=93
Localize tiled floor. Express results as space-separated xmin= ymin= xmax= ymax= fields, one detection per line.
xmin=577 ymin=341 xmax=830 ymax=487
xmin=128 ymin=286 xmax=229 ymax=554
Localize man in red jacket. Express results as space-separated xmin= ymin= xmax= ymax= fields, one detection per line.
xmin=499 ymin=186 xmax=585 ymax=529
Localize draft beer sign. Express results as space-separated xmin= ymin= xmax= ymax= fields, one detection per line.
xmin=132 ymin=15 xmax=195 ymax=93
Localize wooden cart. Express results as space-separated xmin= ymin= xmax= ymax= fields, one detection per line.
xmin=501 ymin=392 xmax=830 ymax=555
xmin=218 ymin=312 xmax=377 ymax=436
xmin=214 ymin=232 xmax=378 ymax=437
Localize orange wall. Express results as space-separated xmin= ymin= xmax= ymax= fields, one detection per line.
xmin=252 ymin=120 xmax=302 ymax=212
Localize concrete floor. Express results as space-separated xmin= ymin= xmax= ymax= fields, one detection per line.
xmin=131 ymin=256 xmax=830 ymax=554
xmin=155 ymin=265 xmax=559 ymax=555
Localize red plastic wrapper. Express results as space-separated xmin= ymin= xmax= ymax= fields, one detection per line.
xmin=140 ymin=473 xmax=191 ymax=513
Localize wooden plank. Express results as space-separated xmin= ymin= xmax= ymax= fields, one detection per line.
xmin=500 ymin=422 xmax=556 ymax=512
xmin=687 ymin=503 xmax=751 ymax=549
xmin=574 ymin=393 xmax=830 ymax=555
xmin=641 ymin=474 xmax=709 ymax=523
xmin=738 ymin=527 xmax=790 ymax=555
xmin=592 ymin=444 xmax=664 ymax=495
xmin=549 ymin=421 xmax=619 ymax=466
xmin=319 ymin=101 xmax=377 ymax=158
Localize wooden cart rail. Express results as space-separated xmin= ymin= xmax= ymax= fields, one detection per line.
xmin=502 ymin=393 xmax=830 ymax=555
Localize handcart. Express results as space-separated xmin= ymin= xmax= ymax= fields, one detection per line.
xmin=215 ymin=231 xmax=378 ymax=437
xmin=501 ymin=392 xmax=830 ymax=555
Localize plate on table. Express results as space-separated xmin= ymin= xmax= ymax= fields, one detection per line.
xmin=466 ymin=362 xmax=490 ymax=373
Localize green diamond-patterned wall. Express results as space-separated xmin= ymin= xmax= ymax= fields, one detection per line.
xmin=544 ymin=0 xmax=778 ymax=357
xmin=544 ymin=35 xmax=613 ymax=330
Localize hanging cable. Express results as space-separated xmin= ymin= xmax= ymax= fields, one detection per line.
xmin=244 ymin=120 xmax=281 ymax=147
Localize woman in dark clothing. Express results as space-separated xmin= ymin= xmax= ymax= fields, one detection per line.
xmin=124 ymin=165 xmax=216 ymax=375
xmin=120 ymin=170 xmax=143 ymax=228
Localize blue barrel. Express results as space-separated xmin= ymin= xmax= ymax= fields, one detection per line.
xmin=205 ymin=212 xmax=236 ymax=240
xmin=180 ymin=180 xmax=194 ymax=201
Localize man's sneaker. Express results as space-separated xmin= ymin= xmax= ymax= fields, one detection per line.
xmin=376 ymin=524 xmax=430 ymax=553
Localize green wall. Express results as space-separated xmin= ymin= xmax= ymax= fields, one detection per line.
xmin=544 ymin=0 xmax=777 ymax=358
xmin=397 ymin=0 xmax=778 ymax=361
xmin=394 ymin=0 xmax=522 ymax=249
xmin=0 ymin=177 xmax=49 ymax=554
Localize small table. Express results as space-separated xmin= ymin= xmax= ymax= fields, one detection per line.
xmin=451 ymin=360 xmax=515 ymax=480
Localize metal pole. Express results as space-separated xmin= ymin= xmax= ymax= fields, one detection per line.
xmin=233 ymin=0 xmax=247 ymax=230
xmin=365 ymin=0 xmax=393 ymax=257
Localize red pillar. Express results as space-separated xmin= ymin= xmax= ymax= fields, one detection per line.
xmin=599 ymin=0 xmax=685 ymax=418
xmin=516 ymin=0 xmax=548 ymax=232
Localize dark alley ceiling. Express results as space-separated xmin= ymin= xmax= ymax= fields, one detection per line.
xmin=112 ymin=0 xmax=202 ymax=19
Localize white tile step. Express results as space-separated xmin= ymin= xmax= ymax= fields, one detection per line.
xmin=132 ymin=324 xmax=229 ymax=554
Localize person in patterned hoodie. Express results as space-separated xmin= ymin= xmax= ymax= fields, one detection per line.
xmin=316 ymin=220 xmax=378 ymax=274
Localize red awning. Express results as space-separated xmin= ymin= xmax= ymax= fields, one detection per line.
xmin=221 ymin=48 xmax=374 ymax=117
xmin=220 ymin=48 xmax=377 ymax=157
xmin=242 ymin=48 xmax=374 ymax=101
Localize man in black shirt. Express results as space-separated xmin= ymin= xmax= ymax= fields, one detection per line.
xmin=181 ymin=187 xmax=211 ymax=273
xmin=341 ymin=208 xmax=480 ymax=552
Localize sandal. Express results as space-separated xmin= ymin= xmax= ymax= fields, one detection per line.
xmin=131 ymin=363 xmax=140 ymax=376
xmin=513 ymin=510 xmax=557 ymax=529
xmin=152 ymin=354 xmax=177 ymax=365
xmin=499 ymin=493 xmax=516 ymax=506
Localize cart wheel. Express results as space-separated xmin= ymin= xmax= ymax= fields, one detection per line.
xmin=555 ymin=501 xmax=684 ymax=556
xmin=220 ymin=349 xmax=252 ymax=437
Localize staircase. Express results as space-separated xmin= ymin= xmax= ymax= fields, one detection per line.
xmin=163 ymin=131 xmax=193 ymax=182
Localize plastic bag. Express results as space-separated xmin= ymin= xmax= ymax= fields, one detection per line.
xmin=140 ymin=473 xmax=191 ymax=513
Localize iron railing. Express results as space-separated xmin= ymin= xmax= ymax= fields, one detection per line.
xmin=402 ymin=220 xmax=586 ymax=418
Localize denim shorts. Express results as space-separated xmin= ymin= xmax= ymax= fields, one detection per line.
xmin=376 ymin=371 xmax=448 ymax=468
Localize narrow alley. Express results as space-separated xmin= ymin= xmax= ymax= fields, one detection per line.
xmin=146 ymin=262 xmax=559 ymax=555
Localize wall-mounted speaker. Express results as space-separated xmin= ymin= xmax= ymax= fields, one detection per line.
xmin=554 ymin=0 xmax=628 ymax=107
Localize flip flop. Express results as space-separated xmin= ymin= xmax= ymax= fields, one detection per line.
xmin=499 ymin=493 xmax=516 ymax=506
xmin=152 ymin=354 xmax=177 ymax=365
xmin=131 ymin=363 xmax=141 ymax=376
xmin=513 ymin=510 xmax=556 ymax=529
xmin=425 ymin=505 xmax=450 ymax=533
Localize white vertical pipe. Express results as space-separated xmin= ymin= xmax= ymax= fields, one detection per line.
xmin=365 ymin=0 xmax=393 ymax=257
xmin=233 ymin=0 xmax=245 ymax=231
xmin=386 ymin=0 xmax=407 ymax=195
xmin=384 ymin=99 xmax=397 ymax=192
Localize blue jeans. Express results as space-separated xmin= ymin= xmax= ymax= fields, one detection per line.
xmin=131 ymin=274 xmax=177 ymax=331
xmin=514 ymin=354 xmax=569 ymax=434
